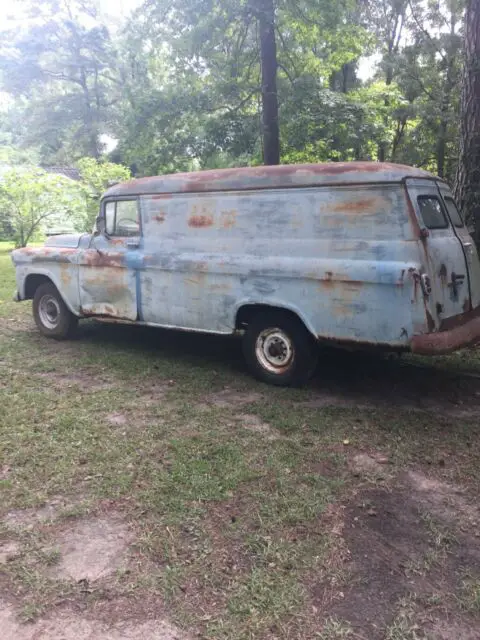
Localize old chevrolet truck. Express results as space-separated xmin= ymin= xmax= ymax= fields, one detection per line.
xmin=11 ymin=162 xmax=480 ymax=386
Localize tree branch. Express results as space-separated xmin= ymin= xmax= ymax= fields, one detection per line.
xmin=407 ymin=0 xmax=447 ymax=63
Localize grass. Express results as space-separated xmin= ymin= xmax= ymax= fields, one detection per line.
xmin=384 ymin=597 xmax=422 ymax=640
xmin=459 ymin=575 xmax=480 ymax=612
xmin=1 ymin=239 xmax=480 ymax=638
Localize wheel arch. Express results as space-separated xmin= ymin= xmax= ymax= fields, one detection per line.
xmin=24 ymin=273 xmax=55 ymax=300
xmin=24 ymin=271 xmax=80 ymax=316
xmin=234 ymin=300 xmax=317 ymax=338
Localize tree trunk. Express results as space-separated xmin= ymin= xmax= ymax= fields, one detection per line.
xmin=437 ymin=11 xmax=457 ymax=179
xmin=257 ymin=0 xmax=280 ymax=165
xmin=378 ymin=65 xmax=393 ymax=163
xmin=455 ymin=0 xmax=480 ymax=242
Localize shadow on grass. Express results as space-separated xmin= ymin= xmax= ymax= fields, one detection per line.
xmin=71 ymin=320 xmax=480 ymax=415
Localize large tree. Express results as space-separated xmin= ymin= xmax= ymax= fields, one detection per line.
xmin=0 ymin=0 xmax=118 ymax=162
xmin=455 ymin=0 xmax=480 ymax=239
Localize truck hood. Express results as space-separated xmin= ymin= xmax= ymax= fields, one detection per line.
xmin=11 ymin=234 xmax=89 ymax=265
xmin=44 ymin=233 xmax=85 ymax=248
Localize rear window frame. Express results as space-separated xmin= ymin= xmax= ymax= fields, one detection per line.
xmin=417 ymin=195 xmax=449 ymax=230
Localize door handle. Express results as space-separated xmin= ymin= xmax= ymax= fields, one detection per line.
xmin=126 ymin=239 xmax=140 ymax=249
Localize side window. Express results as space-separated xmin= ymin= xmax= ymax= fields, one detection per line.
xmin=443 ymin=197 xmax=464 ymax=228
xmin=417 ymin=196 xmax=448 ymax=230
xmin=115 ymin=200 xmax=140 ymax=236
xmin=103 ymin=200 xmax=140 ymax=237
xmin=105 ymin=202 xmax=115 ymax=235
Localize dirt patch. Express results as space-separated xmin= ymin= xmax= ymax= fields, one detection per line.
xmin=204 ymin=388 xmax=263 ymax=408
xmin=105 ymin=412 xmax=128 ymax=427
xmin=0 ymin=541 xmax=20 ymax=564
xmin=313 ymin=470 xmax=480 ymax=639
xmin=425 ymin=617 xmax=480 ymax=640
xmin=236 ymin=413 xmax=279 ymax=440
xmin=0 ymin=465 xmax=11 ymax=480
xmin=349 ymin=452 xmax=392 ymax=479
xmin=4 ymin=497 xmax=82 ymax=529
xmin=139 ymin=380 xmax=175 ymax=399
xmin=0 ymin=600 xmax=186 ymax=640
xmin=50 ymin=517 xmax=133 ymax=582
xmin=407 ymin=470 xmax=480 ymax=528
xmin=37 ymin=370 xmax=113 ymax=392
xmin=315 ymin=487 xmax=431 ymax=635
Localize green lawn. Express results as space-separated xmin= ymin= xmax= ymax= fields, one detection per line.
xmin=1 ymin=240 xmax=480 ymax=639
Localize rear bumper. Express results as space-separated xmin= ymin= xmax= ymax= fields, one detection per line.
xmin=411 ymin=306 xmax=480 ymax=355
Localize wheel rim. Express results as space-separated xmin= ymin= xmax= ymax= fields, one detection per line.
xmin=38 ymin=294 xmax=61 ymax=330
xmin=255 ymin=327 xmax=294 ymax=374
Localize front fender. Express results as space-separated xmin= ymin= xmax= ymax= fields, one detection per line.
xmin=17 ymin=266 xmax=81 ymax=316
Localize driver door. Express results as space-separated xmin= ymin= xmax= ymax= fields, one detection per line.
xmin=78 ymin=198 xmax=140 ymax=320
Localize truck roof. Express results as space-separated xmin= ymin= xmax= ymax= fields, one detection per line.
xmin=103 ymin=162 xmax=438 ymax=198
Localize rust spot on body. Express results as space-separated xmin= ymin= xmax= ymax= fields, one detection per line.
xmin=83 ymin=250 xmax=124 ymax=268
xmin=153 ymin=213 xmax=166 ymax=223
xmin=13 ymin=246 xmax=78 ymax=264
xmin=81 ymin=303 xmax=127 ymax=318
xmin=109 ymin=238 xmax=127 ymax=246
xmin=329 ymin=198 xmax=380 ymax=214
xmin=188 ymin=214 xmax=214 ymax=228
xmin=220 ymin=210 xmax=237 ymax=228
xmin=412 ymin=305 xmax=480 ymax=354
xmin=60 ymin=263 xmax=72 ymax=287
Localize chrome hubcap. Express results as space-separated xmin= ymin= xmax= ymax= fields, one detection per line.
xmin=255 ymin=328 xmax=294 ymax=373
xmin=38 ymin=295 xmax=61 ymax=330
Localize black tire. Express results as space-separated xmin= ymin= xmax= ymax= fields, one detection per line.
xmin=242 ymin=311 xmax=318 ymax=387
xmin=32 ymin=282 xmax=78 ymax=339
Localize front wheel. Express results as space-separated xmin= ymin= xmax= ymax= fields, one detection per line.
xmin=242 ymin=312 xmax=318 ymax=387
xmin=33 ymin=282 xmax=78 ymax=339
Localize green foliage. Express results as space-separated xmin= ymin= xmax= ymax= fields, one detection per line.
xmin=0 ymin=0 xmax=471 ymax=189
xmin=0 ymin=168 xmax=86 ymax=247
xmin=76 ymin=158 xmax=131 ymax=229
xmin=0 ymin=0 xmax=118 ymax=163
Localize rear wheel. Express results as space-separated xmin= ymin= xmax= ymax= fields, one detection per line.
xmin=242 ymin=311 xmax=318 ymax=386
xmin=33 ymin=282 xmax=78 ymax=339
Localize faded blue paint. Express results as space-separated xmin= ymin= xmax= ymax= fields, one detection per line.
xmin=10 ymin=161 xmax=480 ymax=353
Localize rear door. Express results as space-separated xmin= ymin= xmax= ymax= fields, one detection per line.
xmin=407 ymin=179 xmax=470 ymax=324
xmin=437 ymin=182 xmax=480 ymax=310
